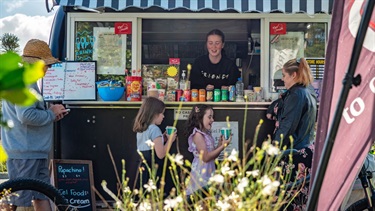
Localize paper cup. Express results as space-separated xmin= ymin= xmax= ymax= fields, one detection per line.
xmin=147 ymin=82 xmax=157 ymax=90
xmin=166 ymin=126 xmax=177 ymax=135
xmin=220 ymin=128 xmax=231 ymax=140
xmin=147 ymin=89 xmax=159 ymax=98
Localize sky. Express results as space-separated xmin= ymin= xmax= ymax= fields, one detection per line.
xmin=0 ymin=0 xmax=58 ymax=53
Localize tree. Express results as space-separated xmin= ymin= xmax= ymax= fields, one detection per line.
xmin=0 ymin=33 xmax=20 ymax=53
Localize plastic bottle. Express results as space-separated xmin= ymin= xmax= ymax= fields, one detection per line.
xmin=179 ymin=70 xmax=186 ymax=90
xmin=235 ymin=78 xmax=244 ymax=102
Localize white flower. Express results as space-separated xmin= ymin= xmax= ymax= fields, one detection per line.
xmin=164 ymin=196 xmax=183 ymax=210
xmin=259 ymin=175 xmax=271 ymax=186
xmin=236 ymin=177 xmax=249 ymax=193
xmin=216 ymin=199 xmax=231 ymax=211
xmin=145 ymin=139 xmax=154 ymax=147
xmin=261 ymin=180 xmax=280 ymax=196
xmin=262 ymin=141 xmax=280 ymax=156
xmin=171 ymin=153 xmax=184 ymax=166
xmin=115 ymin=201 xmax=123 ymax=208
xmin=143 ymin=179 xmax=156 ymax=192
xmin=228 ymin=192 xmax=240 ymax=201
xmin=246 ymin=169 xmax=260 ymax=177
xmin=258 ymin=175 xmax=280 ymax=196
xmin=266 ymin=144 xmax=280 ymax=156
xmin=138 ymin=201 xmax=151 ymax=211
xmin=209 ymin=174 xmax=225 ymax=184
xmin=228 ymin=149 xmax=238 ymax=162
xmin=123 ymin=186 xmax=131 ymax=193
xmin=194 ymin=205 xmax=203 ymax=210
xmin=175 ymin=196 xmax=183 ymax=203
xmin=221 ymin=164 xmax=235 ymax=177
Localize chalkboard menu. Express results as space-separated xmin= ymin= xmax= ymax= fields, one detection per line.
xmin=50 ymin=159 xmax=96 ymax=211
xmin=42 ymin=61 xmax=97 ymax=101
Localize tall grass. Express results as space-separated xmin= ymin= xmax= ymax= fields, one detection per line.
xmin=101 ymin=100 xmax=301 ymax=210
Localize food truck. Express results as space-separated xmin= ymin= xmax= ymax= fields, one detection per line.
xmin=46 ymin=0 xmax=332 ymax=206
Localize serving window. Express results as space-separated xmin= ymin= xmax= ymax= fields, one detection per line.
xmin=142 ymin=19 xmax=261 ymax=89
xmin=269 ymin=22 xmax=328 ymax=93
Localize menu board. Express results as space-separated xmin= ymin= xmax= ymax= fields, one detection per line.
xmin=42 ymin=61 xmax=96 ymax=101
xmin=50 ymin=159 xmax=96 ymax=211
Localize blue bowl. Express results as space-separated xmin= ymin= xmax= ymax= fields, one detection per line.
xmin=97 ymin=86 xmax=125 ymax=101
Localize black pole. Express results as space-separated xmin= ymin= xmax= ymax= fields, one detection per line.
xmin=307 ymin=0 xmax=375 ymax=210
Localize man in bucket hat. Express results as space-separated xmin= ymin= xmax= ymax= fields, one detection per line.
xmin=1 ymin=39 xmax=68 ymax=211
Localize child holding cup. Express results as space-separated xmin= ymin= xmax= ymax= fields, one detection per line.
xmin=132 ymin=97 xmax=177 ymax=190
xmin=184 ymin=104 xmax=231 ymax=196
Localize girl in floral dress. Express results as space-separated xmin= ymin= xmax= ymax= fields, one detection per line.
xmin=184 ymin=104 xmax=231 ymax=196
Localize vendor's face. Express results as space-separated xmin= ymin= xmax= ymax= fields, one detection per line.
xmin=202 ymin=108 xmax=214 ymax=131
xmin=206 ymin=35 xmax=224 ymax=57
xmin=282 ymin=68 xmax=296 ymax=89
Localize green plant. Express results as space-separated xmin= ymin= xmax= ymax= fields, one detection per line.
xmin=101 ymin=119 xmax=300 ymax=210
xmin=0 ymin=51 xmax=45 ymax=167
xmin=0 ymin=145 xmax=7 ymax=173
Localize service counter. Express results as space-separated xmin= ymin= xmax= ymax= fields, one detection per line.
xmin=54 ymin=101 xmax=275 ymax=201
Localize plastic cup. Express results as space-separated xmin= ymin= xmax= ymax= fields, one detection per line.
xmin=220 ymin=128 xmax=231 ymax=140
xmin=158 ymin=89 xmax=165 ymax=101
xmin=166 ymin=126 xmax=177 ymax=135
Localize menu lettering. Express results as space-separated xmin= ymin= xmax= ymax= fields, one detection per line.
xmin=43 ymin=61 xmax=96 ymax=101
xmin=50 ymin=159 xmax=96 ymax=211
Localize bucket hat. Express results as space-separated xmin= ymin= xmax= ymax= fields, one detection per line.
xmin=22 ymin=39 xmax=60 ymax=65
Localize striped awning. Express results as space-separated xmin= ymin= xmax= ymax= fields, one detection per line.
xmin=53 ymin=0 xmax=333 ymax=14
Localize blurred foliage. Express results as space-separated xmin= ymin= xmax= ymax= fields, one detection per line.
xmin=0 ymin=146 xmax=7 ymax=172
xmin=0 ymin=52 xmax=45 ymax=169
xmin=0 ymin=52 xmax=44 ymax=107
xmin=0 ymin=33 xmax=20 ymax=53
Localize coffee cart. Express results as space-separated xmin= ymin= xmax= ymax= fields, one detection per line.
xmin=46 ymin=0 xmax=332 ymax=205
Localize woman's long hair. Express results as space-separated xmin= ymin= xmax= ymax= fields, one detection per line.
xmin=184 ymin=104 xmax=213 ymax=137
xmin=283 ymin=58 xmax=313 ymax=87
xmin=133 ymin=97 xmax=165 ymax=133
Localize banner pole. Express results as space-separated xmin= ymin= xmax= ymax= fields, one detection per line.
xmin=307 ymin=0 xmax=375 ymax=210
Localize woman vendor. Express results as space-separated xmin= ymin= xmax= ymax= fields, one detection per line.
xmin=190 ymin=29 xmax=241 ymax=89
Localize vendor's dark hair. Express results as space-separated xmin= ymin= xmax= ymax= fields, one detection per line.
xmin=185 ymin=104 xmax=213 ymax=136
xmin=133 ymin=97 xmax=165 ymax=133
xmin=206 ymin=29 xmax=225 ymax=43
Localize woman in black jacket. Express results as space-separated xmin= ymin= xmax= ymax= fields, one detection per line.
xmin=274 ymin=58 xmax=317 ymax=210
